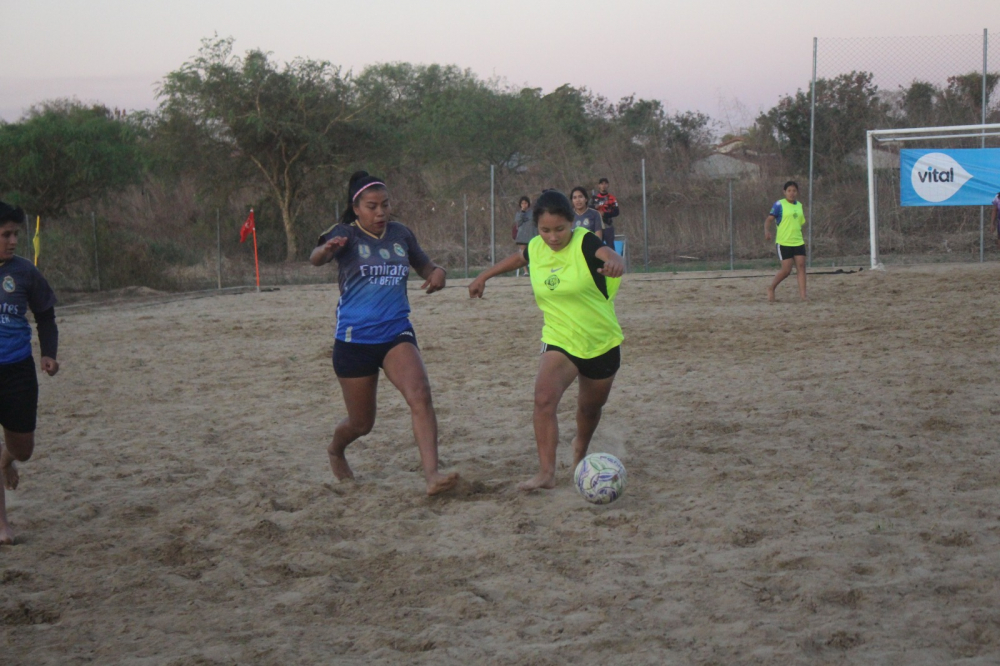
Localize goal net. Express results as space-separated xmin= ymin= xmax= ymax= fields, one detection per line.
xmin=866 ymin=123 xmax=1000 ymax=269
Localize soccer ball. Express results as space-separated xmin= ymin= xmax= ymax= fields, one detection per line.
xmin=574 ymin=453 xmax=626 ymax=504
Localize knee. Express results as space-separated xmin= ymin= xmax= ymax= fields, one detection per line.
xmin=338 ymin=417 xmax=374 ymax=442
xmin=534 ymin=390 xmax=561 ymax=416
xmin=404 ymin=381 xmax=433 ymax=414
xmin=3 ymin=437 xmax=34 ymax=462
xmin=578 ymin=400 xmax=603 ymax=420
xmin=10 ymin=448 xmax=32 ymax=463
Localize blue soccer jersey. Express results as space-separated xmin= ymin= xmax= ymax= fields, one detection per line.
xmin=318 ymin=221 xmax=430 ymax=344
xmin=0 ymin=256 xmax=57 ymax=364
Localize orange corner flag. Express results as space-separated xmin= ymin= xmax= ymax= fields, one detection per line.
xmin=239 ymin=209 xmax=255 ymax=243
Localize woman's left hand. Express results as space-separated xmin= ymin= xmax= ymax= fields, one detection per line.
xmin=422 ymin=266 xmax=446 ymax=294
xmin=597 ymin=256 xmax=624 ymax=278
xmin=41 ymin=356 xmax=59 ymax=376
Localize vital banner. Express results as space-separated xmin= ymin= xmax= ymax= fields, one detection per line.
xmin=900 ymin=149 xmax=1000 ymax=206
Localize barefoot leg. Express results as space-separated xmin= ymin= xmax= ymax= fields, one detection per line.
xmin=0 ymin=448 xmax=17 ymax=491
xmin=1 ymin=431 xmax=34 ymax=546
xmin=329 ymin=375 xmax=379 ymax=482
xmin=382 ymin=343 xmax=459 ymax=495
xmin=794 ymin=254 xmax=808 ymax=300
xmin=572 ymin=373 xmax=617 ymax=468
xmin=769 ymin=258 xmax=793 ymax=302
xmin=520 ymin=351 xmax=578 ymax=491
xmin=0 ymin=475 xmax=12 ymax=545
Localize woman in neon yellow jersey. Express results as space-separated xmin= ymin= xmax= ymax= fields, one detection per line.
xmin=469 ymin=190 xmax=625 ymax=491
xmin=764 ymin=180 xmax=808 ymax=301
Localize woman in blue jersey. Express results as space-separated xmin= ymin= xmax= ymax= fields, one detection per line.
xmin=570 ymin=187 xmax=603 ymax=241
xmin=469 ymin=190 xmax=625 ymax=491
xmin=310 ymin=172 xmax=459 ymax=496
xmin=0 ymin=202 xmax=59 ymax=545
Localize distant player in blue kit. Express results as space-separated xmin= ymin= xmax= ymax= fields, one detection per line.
xmin=0 ymin=202 xmax=59 ymax=545
xmin=310 ymin=172 xmax=459 ymax=496
xmin=765 ymin=181 xmax=808 ymax=302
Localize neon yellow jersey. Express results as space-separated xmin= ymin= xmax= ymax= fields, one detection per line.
xmin=773 ymin=199 xmax=806 ymax=247
xmin=527 ymin=228 xmax=623 ymax=358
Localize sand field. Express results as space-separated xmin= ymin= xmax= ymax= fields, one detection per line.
xmin=2 ymin=263 xmax=1000 ymax=664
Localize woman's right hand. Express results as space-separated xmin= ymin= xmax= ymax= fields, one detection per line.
xmin=311 ymin=236 xmax=348 ymax=266
xmin=468 ymin=277 xmax=486 ymax=299
xmin=323 ymin=236 xmax=348 ymax=254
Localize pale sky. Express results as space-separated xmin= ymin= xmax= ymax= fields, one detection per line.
xmin=3 ymin=0 xmax=998 ymax=131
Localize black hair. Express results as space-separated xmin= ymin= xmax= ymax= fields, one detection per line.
xmin=598 ymin=178 xmax=609 ymax=185
xmin=340 ymin=171 xmax=388 ymax=224
xmin=570 ymin=186 xmax=589 ymax=206
xmin=0 ymin=201 xmax=26 ymax=226
xmin=519 ymin=195 xmax=531 ymax=206
xmin=783 ymin=180 xmax=799 ymax=191
xmin=533 ymin=190 xmax=574 ymax=225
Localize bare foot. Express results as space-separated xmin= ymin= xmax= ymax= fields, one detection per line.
xmin=0 ymin=523 xmax=14 ymax=545
xmin=426 ymin=472 xmax=460 ymax=496
xmin=517 ymin=472 xmax=556 ymax=492
xmin=767 ymin=287 xmax=776 ymax=303
xmin=1 ymin=461 xmax=18 ymax=491
xmin=572 ymin=440 xmax=589 ymax=469
xmin=328 ymin=453 xmax=355 ymax=482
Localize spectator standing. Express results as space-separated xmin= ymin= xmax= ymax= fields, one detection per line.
xmin=590 ymin=177 xmax=619 ymax=248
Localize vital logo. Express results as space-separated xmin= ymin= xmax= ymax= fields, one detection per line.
xmin=911 ymin=153 xmax=973 ymax=203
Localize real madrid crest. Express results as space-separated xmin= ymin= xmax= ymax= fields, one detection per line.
xmin=2 ymin=275 xmax=14 ymax=293
xmin=358 ymin=244 xmax=371 ymax=259
xmin=393 ymin=243 xmax=406 ymax=257
xmin=378 ymin=248 xmax=391 ymax=260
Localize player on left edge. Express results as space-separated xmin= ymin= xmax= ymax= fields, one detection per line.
xmin=0 ymin=202 xmax=60 ymax=545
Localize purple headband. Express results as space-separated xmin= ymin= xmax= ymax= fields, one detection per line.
xmin=352 ymin=181 xmax=386 ymax=202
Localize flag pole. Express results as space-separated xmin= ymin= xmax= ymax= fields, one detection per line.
xmin=250 ymin=209 xmax=260 ymax=292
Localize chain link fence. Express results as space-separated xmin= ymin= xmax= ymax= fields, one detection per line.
xmin=811 ymin=31 xmax=1000 ymax=266
xmin=19 ymin=31 xmax=1000 ymax=297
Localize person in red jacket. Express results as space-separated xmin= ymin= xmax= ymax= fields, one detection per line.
xmin=590 ymin=178 xmax=619 ymax=248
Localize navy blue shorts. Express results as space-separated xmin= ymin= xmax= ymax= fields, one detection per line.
xmin=776 ymin=244 xmax=806 ymax=260
xmin=541 ymin=344 xmax=621 ymax=380
xmin=0 ymin=356 xmax=38 ymax=433
xmin=333 ymin=329 xmax=418 ymax=378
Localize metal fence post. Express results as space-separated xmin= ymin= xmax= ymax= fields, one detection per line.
xmin=216 ymin=209 xmax=222 ymax=290
xmin=642 ymin=158 xmax=648 ymax=271
xmin=463 ymin=194 xmax=469 ymax=278
xmin=981 ymin=28 xmax=988 ymax=263
xmin=490 ymin=165 xmax=495 ymax=265
xmin=91 ymin=212 xmax=101 ymax=292
xmin=729 ymin=180 xmax=735 ymax=271
xmin=807 ymin=36 xmax=817 ymax=268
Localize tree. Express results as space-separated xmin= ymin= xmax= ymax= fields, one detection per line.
xmin=939 ymin=72 xmax=1000 ymax=125
xmin=158 ymin=37 xmax=356 ymax=260
xmin=0 ymin=99 xmax=144 ymax=217
xmin=760 ymin=71 xmax=889 ymax=173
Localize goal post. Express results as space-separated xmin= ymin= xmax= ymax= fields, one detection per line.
xmin=867 ymin=123 xmax=1000 ymax=269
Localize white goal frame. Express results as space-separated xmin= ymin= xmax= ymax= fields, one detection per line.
xmin=866 ymin=123 xmax=1000 ymax=269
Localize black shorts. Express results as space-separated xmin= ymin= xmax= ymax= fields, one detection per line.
xmin=776 ymin=244 xmax=806 ymax=260
xmin=333 ymin=329 xmax=418 ymax=378
xmin=0 ymin=356 xmax=38 ymax=433
xmin=541 ymin=344 xmax=621 ymax=380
